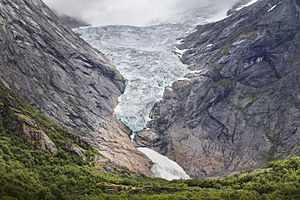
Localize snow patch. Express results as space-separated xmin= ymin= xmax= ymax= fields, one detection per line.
xmin=178 ymin=77 xmax=190 ymax=81
xmin=173 ymin=47 xmax=188 ymax=58
xmin=176 ymin=39 xmax=184 ymax=45
xmin=187 ymin=28 xmax=198 ymax=35
xmin=138 ymin=148 xmax=190 ymax=180
xmin=166 ymin=86 xmax=173 ymax=91
xmin=190 ymin=70 xmax=204 ymax=74
xmin=268 ymin=5 xmax=277 ymax=12
xmin=256 ymin=57 xmax=263 ymax=63
xmin=236 ymin=0 xmax=258 ymax=11
xmin=233 ymin=39 xmax=246 ymax=46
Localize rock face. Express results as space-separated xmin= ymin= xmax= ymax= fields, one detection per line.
xmin=20 ymin=124 xmax=58 ymax=156
xmin=0 ymin=0 xmax=152 ymax=176
xmin=140 ymin=0 xmax=300 ymax=177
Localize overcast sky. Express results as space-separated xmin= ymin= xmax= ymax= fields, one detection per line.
xmin=43 ymin=0 xmax=240 ymax=26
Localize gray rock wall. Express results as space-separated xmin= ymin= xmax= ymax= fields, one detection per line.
xmin=0 ymin=0 xmax=152 ymax=176
xmin=142 ymin=0 xmax=300 ymax=177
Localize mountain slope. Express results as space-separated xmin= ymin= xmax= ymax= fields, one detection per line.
xmin=140 ymin=0 xmax=300 ymax=177
xmin=1 ymin=80 xmax=299 ymax=199
xmin=0 ymin=0 xmax=152 ymax=176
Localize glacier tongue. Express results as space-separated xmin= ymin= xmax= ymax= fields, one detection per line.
xmin=74 ymin=6 xmax=232 ymax=179
xmin=73 ymin=4 xmax=229 ymax=133
xmin=75 ymin=24 xmax=192 ymax=132
xmin=74 ymin=24 xmax=195 ymax=180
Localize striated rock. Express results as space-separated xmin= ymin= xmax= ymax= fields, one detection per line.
xmin=0 ymin=87 xmax=58 ymax=156
xmin=0 ymin=0 xmax=152 ymax=176
xmin=145 ymin=0 xmax=300 ymax=177
xmin=135 ymin=130 xmax=161 ymax=148
xmin=84 ymin=119 xmax=153 ymax=176
xmin=20 ymin=124 xmax=58 ymax=155
xmin=92 ymin=155 xmax=140 ymax=176
xmin=68 ymin=143 xmax=87 ymax=161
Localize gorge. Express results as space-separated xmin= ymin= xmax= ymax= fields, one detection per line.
xmin=0 ymin=0 xmax=300 ymax=199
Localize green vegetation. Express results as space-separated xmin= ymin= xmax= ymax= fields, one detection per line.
xmin=0 ymin=82 xmax=300 ymax=200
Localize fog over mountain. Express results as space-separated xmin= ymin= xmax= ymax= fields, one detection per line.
xmin=43 ymin=0 xmax=241 ymax=26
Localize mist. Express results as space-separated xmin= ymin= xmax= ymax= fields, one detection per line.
xmin=43 ymin=0 xmax=240 ymax=26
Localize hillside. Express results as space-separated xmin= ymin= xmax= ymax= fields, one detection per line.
xmin=0 ymin=80 xmax=299 ymax=200
xmin=0 ymin=0 xmax=152 ymax=175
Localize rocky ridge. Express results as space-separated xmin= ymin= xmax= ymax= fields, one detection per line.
xmin=0 ymin=0 xmax=152 ymax=176
xmin=138 ymin=0 xmax=300 ymax=177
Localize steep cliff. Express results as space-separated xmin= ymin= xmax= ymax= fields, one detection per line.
xmin=0 ymin=0 xmax=152 ymax=176
xmin=140 ymin=0 xmax=300 ymax=177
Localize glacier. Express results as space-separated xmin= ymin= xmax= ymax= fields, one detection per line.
xmin=73 ymin=2 xmax=248 ymax=180
xmin=74 ymin=22 xmax=196 ymax=180
xmin=75 ymin=24 xmax=192 ymax=132
xmin=74 ymin=6 xmax=224 ymax=133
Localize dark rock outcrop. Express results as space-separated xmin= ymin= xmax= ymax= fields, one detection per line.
xmin=0 ymin=0 xmax=152 ymax=176
xmin=134 ymin=130 xmax=161 ymax=148
xmin=140 ymin=0 xmax=300 ymax=177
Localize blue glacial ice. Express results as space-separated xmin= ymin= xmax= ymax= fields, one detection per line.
xmin=74 ymin=6 xmax=229 ymax=133
xmin=74 ymin=6 xmax=234 ymax=180
xmin=75 ymin=23 xmax=193 ymax=132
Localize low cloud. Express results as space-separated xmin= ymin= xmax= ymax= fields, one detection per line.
xmin=43 ymin=0 xmax=240 ymax=26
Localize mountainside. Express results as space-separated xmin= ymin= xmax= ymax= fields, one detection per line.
xmin=1 ymin=0 xmax=300 ymax=199
xmin=138 ymin=0 xmax=300 ymax=177
xmin=0 ymin=56 xmax=299 ymax=200
xmin=0 ymin=78 xmax=299 ymax=199
xmin=1 ymin=79 xmax=299 ymax=200
xmin=0 ymin=0 xmax=152 ymax=176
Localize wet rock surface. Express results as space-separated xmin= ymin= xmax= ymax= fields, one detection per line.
xmin=0 ymin=0 xmax=152 ymax=176
xmin=143 ymin=0 xmax=300 ymax=177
